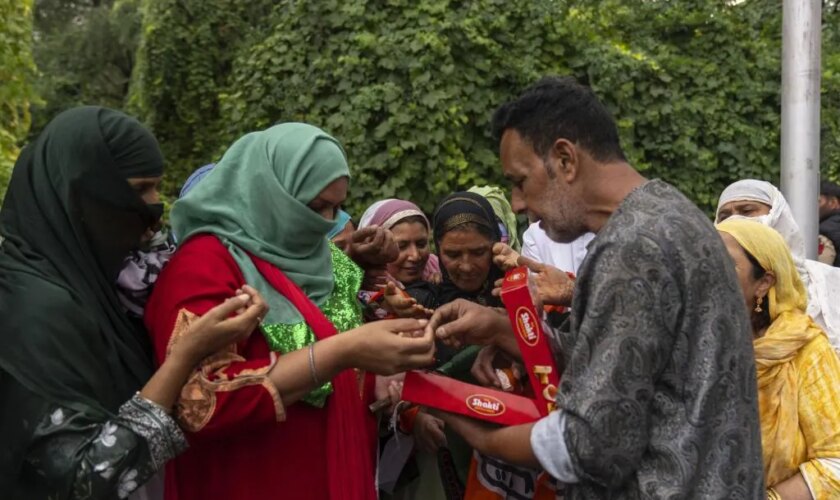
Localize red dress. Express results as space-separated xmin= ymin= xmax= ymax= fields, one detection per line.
xmin=145 ymin=234 xmax=376 ymax=500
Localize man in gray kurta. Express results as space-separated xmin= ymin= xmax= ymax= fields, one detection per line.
xmin=427 ymin=77 xmax=764 ymax=498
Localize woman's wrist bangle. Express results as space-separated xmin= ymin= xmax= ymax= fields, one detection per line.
xmin=766 ymin=487 xmax=782 ymax=500
xmin=308 ymin=343 xmax=322 ymax=386
xmin=136 ymin=392 xmax=173 ymax=415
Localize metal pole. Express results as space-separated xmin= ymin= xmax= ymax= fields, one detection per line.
xmin=780 ymin=0 xmax=822 ymax=259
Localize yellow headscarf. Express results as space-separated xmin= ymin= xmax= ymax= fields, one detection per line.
xmin=717 ymin=218 xmax=830 ymax=485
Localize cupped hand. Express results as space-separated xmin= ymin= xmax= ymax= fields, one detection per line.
xmin=414 ymin=411 xmax=447 ymax=453
xmin=174 ymin=285 xmax=268 ymax=365
xmin=349 ymin=225 xmax=399 ymax=268
xmin=348 ymin=318 xmax=435 ymax=375
xmin=471 ymin=345 xmax=502 ymax=388
xmin=381 ymin=281 xmax=433 ymax=319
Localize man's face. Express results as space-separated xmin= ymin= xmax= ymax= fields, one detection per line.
xmin=500 ymin=129 xmax=587 ymax=243
xmin=819 ymin=194 xmax=840 ymax=219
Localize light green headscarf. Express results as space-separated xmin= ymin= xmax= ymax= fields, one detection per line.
xmin=171 ymin=122 xmax=350 ymax=326
xmin=468 ymin=185 xmax=521 ymax=251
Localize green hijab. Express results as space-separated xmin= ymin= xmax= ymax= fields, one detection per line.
xmin=0 ymin=106 xmax=164 ymax=418
xmin=171 ymin=123 xmax=350 ymax=325
xmin=468 ymin=185 xmax=521 ymax=251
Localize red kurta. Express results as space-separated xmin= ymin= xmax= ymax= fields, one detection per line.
xmin=145 ymin=234 xmax=375 ymax=500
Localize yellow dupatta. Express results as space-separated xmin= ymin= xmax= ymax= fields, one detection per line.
xmin=717 ymin=219 xmax=839 ymax=487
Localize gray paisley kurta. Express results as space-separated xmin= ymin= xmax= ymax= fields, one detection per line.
xmin=553 ymin=180 xmax=764 ymax=498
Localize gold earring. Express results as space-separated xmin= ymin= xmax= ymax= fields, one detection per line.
xmin=754 ymin=296 xmax=763 ymax=313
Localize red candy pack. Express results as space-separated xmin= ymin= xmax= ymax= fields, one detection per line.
xmin=401 ymin=266 xmax=560 ymax=424
xmin=401 ymin=371 xmax=542 ymax=426
xmin=500 ymin=266 xmax=560 ymax=416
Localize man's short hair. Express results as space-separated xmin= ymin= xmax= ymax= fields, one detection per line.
xmin=491 ymin=76 xmax=626 ymax=163
xmin=821 ymin=179 xmax=840 ymax=199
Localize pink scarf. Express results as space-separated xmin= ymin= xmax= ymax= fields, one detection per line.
xmin=358 ymin=199 xmax=439 ymax=281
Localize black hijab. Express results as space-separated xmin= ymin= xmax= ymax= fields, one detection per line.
xmin=0 ymin=106 xmax=164 ymax=418
xmin=432 ymin=192 xmax=504 ymax=307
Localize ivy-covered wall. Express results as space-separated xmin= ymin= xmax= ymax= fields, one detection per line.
xmin=9 ymin=0 xmax=840 ymax=216
xmin=0 ymin=0 xmax=38 ymax=200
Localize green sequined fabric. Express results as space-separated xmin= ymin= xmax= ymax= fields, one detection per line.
xmin=261 ymin=243 xmax=364 ymax=407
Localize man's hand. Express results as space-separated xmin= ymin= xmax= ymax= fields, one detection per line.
xmin=348 ymin=225 xmax=399 ymax=268
xmin=429 ymin=410 xmax=539 ymax=468
xmin=528 ymin=257 xmax=574 ymax=307
xmin=492 ymin=255 xmax=574 ymax=307
xmin=426 ymin=299 xmax=512 ymax=349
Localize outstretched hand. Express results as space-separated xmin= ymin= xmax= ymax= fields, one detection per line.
xmin=426 ymin=299 xmax=511 ymax=349
xmin=348 ymin=225 xmax=399 ymax=268
xmin=348 ymin=318 xmax=436 ymax=375
xmin=381 ymin=281 xmax=433 ymax=319
xmin=492 ymin=242 xmax=521 ymax=272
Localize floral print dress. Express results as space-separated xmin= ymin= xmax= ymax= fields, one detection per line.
xmin=1 ymin=377 xmax=186 ymax=499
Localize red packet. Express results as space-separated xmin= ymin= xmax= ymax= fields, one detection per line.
xmin=500 ymin=266 xmax=561 ymax=416
xmin=401 ymin=371 xmax=542 ymax=425
xmin=401 ymin=267 xmax=561 ymax=424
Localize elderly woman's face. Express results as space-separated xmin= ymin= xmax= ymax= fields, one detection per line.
xmin=717 ymin=200 xmax=771 ymax=222
xmin=439 ymin=227 xmax=493 ymax=293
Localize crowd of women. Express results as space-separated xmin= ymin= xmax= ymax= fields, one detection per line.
xmin=1 ymin=89 xmax=839 ymax=500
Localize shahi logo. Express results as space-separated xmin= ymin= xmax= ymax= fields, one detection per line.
xmin=466 ymin=394 xmax=506 ymax=417
xmin=506 ymin=271 xmax=526 ymax=283
xmin=516 ymin=306 xmax=539 ymax=346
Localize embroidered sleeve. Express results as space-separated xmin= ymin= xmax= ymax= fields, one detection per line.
xmin=167 ymin=309 xmax=285 ymax=435
xmin=24 ymin=399 xmax=183 ymax=500
xmin=117 ymin=394 xmax=187 ymax=470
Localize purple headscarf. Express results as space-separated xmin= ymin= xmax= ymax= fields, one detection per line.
xmin=358 ymin=199 xmax=440 ymax=280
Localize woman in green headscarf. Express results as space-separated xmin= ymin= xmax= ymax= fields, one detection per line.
xmin=144 ymin=122 xmax=435 ymax=500
xmin=0 ymin=106 xmax=265 ymax=499
xmin=468 ymin=185 xmax=521 ymax=251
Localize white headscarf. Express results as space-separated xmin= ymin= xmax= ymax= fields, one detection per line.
xmin=717 ymin=179 xmax=840 ymax=354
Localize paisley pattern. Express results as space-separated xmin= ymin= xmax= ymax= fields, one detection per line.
xmin=555 ymin=180 xmax=764 ymax=499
